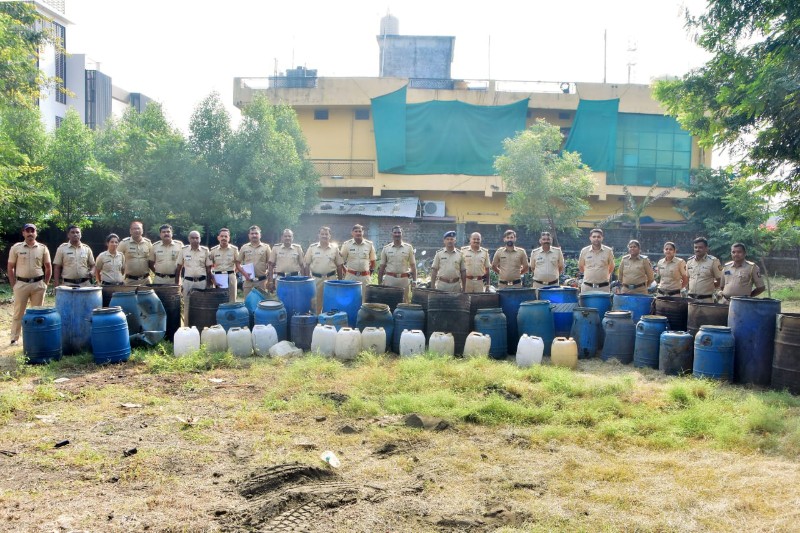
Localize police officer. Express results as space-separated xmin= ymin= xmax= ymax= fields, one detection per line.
xmin=237 ymin=225 xmax=271 ymax=298
xmin=461 ymin=232 xmax=491 ymax=293
xmin=578 ymin=228 xmax=615 ymax=293
xmin=378 ymin=226 xmax=416 ymax=302
xmin=686 ymin=237 xmax=722 ymax=302
xmin=616 ymin=240 xmax=654 ymax=294
xmin=530 ymin=231 xmax=564 ymax=290
xmin=176 ymin=230 xmax=212 ymax=325
xmin=95 ymin=233 xmax=125 ymax=285
xmin=118 ymin=220 xmax=153 ymax=286
xmin=210 ymin=227 xmax=239 ymax=302
xmin=492 ymin=229 xmax=529 ymax=288
xmin=304 ymin=226 xmax=344 ymax=313
xmin=431 ymin=230 xmax=466 ymax=292
xmin=340 ymin=224 xmax=376 ymax=301
xmin=655 ymin=241 xmax=688 ymax=296
xmin=268 ymin=228 xmax=304 ymax=290
xmin=149 ymin=224 xmax=183 ymax=286
xmin=7 ymin=223 xmax=51 ymax=345
xmin=53 ymin=225 xmax=95 ymax=287
xmin=719 ymin=242 xmax=766 ymax=303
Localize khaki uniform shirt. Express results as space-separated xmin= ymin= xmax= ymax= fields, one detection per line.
xmin=492 ymin=247 xmax=529 ymax=282
xmin=210 ymin=244 xmax=239 ymax=273
xmin=579 ymin=245 xmax=614 ymax=284
xmin=118 ymin=237 xmax=153 ymax=277
xmin=340 ymin=239 xmax=376 ymax=273
xmin=721 ymin=260 xmax=765 ymax=298
xmin=238 ymin=242 xmax=271 ymax=278
xmin=178 ymin=245 xmax=212 ymax=278
xmin=53 ymin=242 xmax=95 ymax=280
xmin=9 ymin=241 xmax=50 ymax=278
xmin=95 ymin=251 xmax=125 ymax=284
xmin=618 ymin=255 xmax=654 ymax=286
xmin=530 ymin=247 xmax=564 ymax=283
xmin=656 ymin=257 xmax=687 ymax=292
xmin=380 ymin=242 xmax=415 ymax=275
xmin=687 ymin=254 xmax=722 ymax=296
xmin=269 ymin=243 xmax=304 ymax=274
xmin=433 ymin=248 xmax=465 ymax=281
xmin=149 ymin=240 xmax=183 ymax=276
xmin=461 ymin=246 xmax=491 ymax=278
xmin=305 ymin=242 xmax=342 ymax=275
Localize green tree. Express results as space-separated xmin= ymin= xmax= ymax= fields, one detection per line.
xmin=653 ymin=0 xmax=800 ymax=220
xmin=495 ymin=119 xmax=594 ymax=245
xmin=0 ymin=2 xmax=51 ymax=109
xmin=599 ymin=184 xmax=674 ymax=240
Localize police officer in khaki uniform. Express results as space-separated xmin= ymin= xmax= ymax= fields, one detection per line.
xmin=378 ymin=226 xmax=416 ymax=302
xmin=210 ymin=227 xmax=240 ymax=302
xmin=578 ymin=228 xmax=615 ymax=294
xmin=719 ymin=242 xmax=766 ymax=303
xmin=492 ymin=229 xmax=529 ymax=288
xmin=148 ymin=224 xmax=183 ymax=286
xmin=7 ymin=223 xmax=52 ymax=345
xmin=95 ymin=233 xmax=125 ymax=285
xmin=304 ymin=226 xmax=344 ymax=313
xmin=237 ymin=225 xmax=271 ymax=298
xmin=616 ymin=240 xmax=655 ymax=295
xmin=431 ymin=230 xmax=466 ymax=292
xmin=530 ymin=231 xmax=564 ymax=290
xmin=176 ymin=231 xmax=212 ymax=325
xmin=461 ymin=232 xmax=491 ymax=293
xmin=268 ymin=229 xmax=304 ymax=290
xmin=53 ymin=225 xmax=95 ymax=287
xmin=340 ymin=224 xmax=376 ymax=301
xmin=118 ymin=220 xmax=153 ymax=286
xmin=655 ymin=241 xmax=688 ymax=296
xmin=686 ymin=237 xmax=722 ymax=302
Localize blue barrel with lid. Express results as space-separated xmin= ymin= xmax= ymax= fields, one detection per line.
xmin=277 ymin=276 xmax=316 ymax=321
xmin=728 ymin=297 xmax=781 ymax=386
xmin=91 ymin=306 xmax=130 ymax=364
xmin=474 ymin=308 xmax=508 ymax=360
xmin=517 ymin=300 xmax=555 ymax=356
xmin=570 ymin=307 xmax=600 ymax=359
xmin=254 ymin=300 xmax=288 ymax=341
xmin=602 ymin=311 xmax=635 ymax=364
xmin=392 ymin=303 xmax=425 ymax=354
xmin=22 ymin=307 xmax=62 ymax=364
xmin=216 ymin=302 xmax=249 ymax=332
xmin=634 ymin=315 xmax=669 ymax=368
xmin=693 ymin=325 xmax=734 ymax=381
xmin=579 ymin=291 xmax=613 ymax=346
xmin=613 ymin=293 xmax=655 ymax=325
xmin=322 ymin=279 xmax=362 ymax=327
xmin=538 ymin=286 xmax=579 ymax=338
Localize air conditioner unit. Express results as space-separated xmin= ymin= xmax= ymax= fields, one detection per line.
xmin=421 ymin=201 xmax=445 ymax=217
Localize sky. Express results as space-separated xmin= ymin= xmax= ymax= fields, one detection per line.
xmin=64 ymin=0 xmax=711 ymax=134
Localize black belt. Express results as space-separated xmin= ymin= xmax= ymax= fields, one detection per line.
xmin=583 ymin=281 xmax=610 ymax=288
xmin=533 ymin=279 xmax=558 ymax=285
xmin=499 ymin=279 xmax=522 ymax=285
xmin=312 ymin=271 xmax=337 ymax=278
xmin=688 ymin=293 xmax=713 ymax=299
xmin=184 ymin=276 xmax=206 ymax=282
xmin=252 ymin=275 xmax=268 ymax=281
xmin=155 ymin=273 xmax=176 ymax=278
xmin=215 ymin=270 xmax=235 ymax=275
xmin=658 ymin=288 xmax=681 ymax=296
xmin=63 ymin=277 xmax=90 ymax=284
xmin=277 ymin=271 xmax=299 ymax=277
xmin=102 ymin=281 xmax=124 ymax=286
xmin=623 ymin=282 xmax=646 ymax=290
xmin=125 ymin=274 xmax=149 ymax=280
xmin=16 ymin=275 xmax=44 ymax=283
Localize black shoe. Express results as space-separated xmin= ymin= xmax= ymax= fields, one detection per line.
xmin=10 ymin=339 xmax=18 ymax=345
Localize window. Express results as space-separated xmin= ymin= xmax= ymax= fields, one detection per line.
xmin=355 ymin=109 xmax=370 ymax=120
xmin=55 ymin=115 xmax=63 ymax=128
xmin=314 ymin=109 xmax=329 ymax=120
xmin=54 ymin=23 xmax=66 ymax=104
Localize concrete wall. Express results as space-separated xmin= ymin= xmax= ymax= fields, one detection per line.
xmin=378 ymin=35 xmax=454 ymax=79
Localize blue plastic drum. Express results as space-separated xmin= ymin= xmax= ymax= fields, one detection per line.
xmin=22 ymin=307 xmax=62 ymax=364
xmin=91 ymin=306 xmax=131 ymax=364
xmin=322 ymin=279 xmax=362 ymax=327
xmin=693 ymin=325 xmax=735 ymax=381
xmin=277 ymin=276 xmax=316 ymax=320
xmin=55 ymin=286 xmax=102 ymax=355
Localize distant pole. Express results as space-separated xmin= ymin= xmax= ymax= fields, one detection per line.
xmin=603 ymin=29 xmax=607 ymax=83
xmin=488 ymin=35 xmax=491 ymax=80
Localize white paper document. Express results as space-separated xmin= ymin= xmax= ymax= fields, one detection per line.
xmin=214 ymin=273 xmax=229 ymax=288
xmin=241 ymin=263 xmax=255 ymax=278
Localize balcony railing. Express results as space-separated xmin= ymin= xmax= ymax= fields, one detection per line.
xmin=312 ymin=159 xmax=375 ymax=179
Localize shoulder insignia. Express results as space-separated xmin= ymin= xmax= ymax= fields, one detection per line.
xmin=641 ymin=254 xmax=648 ymax=260
xmin=183 ymin=244 xmax=190 ymax=249
xmin=122 ymin=237 xmax=131 ymax=242
xmin=724 ymin=261 xmax=734 ymax=266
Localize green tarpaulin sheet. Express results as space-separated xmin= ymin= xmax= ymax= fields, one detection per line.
xmin=371 ymin=86 xmax=528 ymax=175
xmin=563 ymin=98 xmax=619 ymax=172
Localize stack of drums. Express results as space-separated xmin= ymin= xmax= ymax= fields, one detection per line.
xmin=498 ymin=288 xmax=537 ymax=354
xmin=365 ymin=285 xmax=405 ymax=313
xmin=145 ymin=284 xmax=181 ymax=340
xmin=22 ymin=307 xmax=62 ymax=364
xmin=56 ymin=286 xmax=102 ymax=355
xmin=686 ymin=301 xmax=729 ymax=338
xmin=188 ymin=289 xmax=229 ymax=334
xmin=427 ymin=292 xmax=470 ymax=355
xmin=518 ymin=301 xmax=555 ymax=356
xmin=254 ymin=300 xmax=288 ymax=341
xmin=772 ymin=313 xmax=800 ymax=393
xmin=601 ymin=311 xmax=635 ymax=364
xmin=728 ymin=297 xmax=781 ymax=386
xmin=654 ymin=296 xmax=689 ymax=331
xmin=539 ymin=287 xmax=579 ymax=338
xmin=323 ymin=280 xmax=362 ymax=327
xmin=392 ymin=303 xmax=425 ymax=354
xmin=468 ymin=292 xmax=500 ymax=332
xmin=474 ymin=308 xmax=507 ymax=360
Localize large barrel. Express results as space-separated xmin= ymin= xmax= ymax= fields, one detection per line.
xmin=254 ymin=300 xmax=288 ymax=341
xmin=216 ymin=302 xmax=249 ymax=332
xmin=654 ymin=296 xmax=689 ymax=331
xmin=136 ymin=289 xmax=167 ymax=333
xmin=22 ymin=307 xmax=62 ymax=364
xmin=318 ymin=310 xmax=349 ymax=331
xmin=686 ymin=301 xmax=729 ymax=337
xmin=468 ymin=292 xmax=500 ymax=331
xmin=55 ymin=286 xmax=102 ymax=355
xmin=427 ymin=292 xmax=470 ymax=355
xmin=601 ymin=311 xmax=635 ymax=364
xmin=322 ymin=280 xmax=362 ymax=327
xmin=277 ymin=276 xmax=316 ymax=320
xmin=188 ymin=288 xmax=229 ymax=333
xmin=517 ymin=301 xmax=556 ymax=356
xmin=613 ymin=294 xmax=655 ymax=325
xmin=364 ymin=285 xmax=405 ymax=313
xmin=356 ymin=303 xmax=394 ymax=346
xmin=570 ymin=307 xmax=600 ymax=359
xmin=634 ymin=315 xmax=669 ymax=369
xmin=290 ymin=313 xmax=317 ymax=350
xmin=579 ymin=292 xmax=613 ymax=346
xmin=410 ymin=287 xmax=445 ymax=313
xmin=498 ymin=288 xmax=537 ymax=354
xmin=474 ymin=308 xmax=507 ymax=360
xmin=728 ymin=297 xmax=781 ymax=386
xmin=693 ymin=325 xmax=734 ymax=381
xmin=392 ymin=303 xmax=425 ymax=354
xmin=91 ymin=306 xmax=131 ymax=364
xmin=144 ymin=284 xmax=181 ymax=340
xmin=109 ymin=291 xmax=141 ymax=334
xmin=659 ymin=331 xmax=694 ymax=376
xmin=538 ymin=287 xmax=579 ymax=339
xmin=101 ymin=283 xmax=136 ymax=307
xmin=772 ymin=314 xmax=800 ymax=394
xmin=243 ymin=286 xmax=270 ymax=328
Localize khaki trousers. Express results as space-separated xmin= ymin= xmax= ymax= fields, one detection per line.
xmin=435 ymin=280 xmax=462 ymax=292
xmin=11 ymin=280 xmax=47 ymax=341
xmin=124 ymin=276 xmax=150 ymax=287
xmin=312 ymin=274 xmax=338 ymax=313
xmin=464 ymin=279 xmax=486 ymax=293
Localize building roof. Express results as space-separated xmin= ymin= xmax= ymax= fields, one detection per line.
xmin=313 ymin=197 xmax=419 ymax=218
